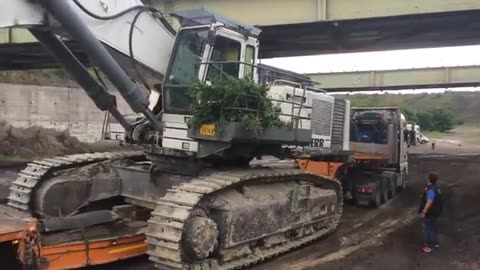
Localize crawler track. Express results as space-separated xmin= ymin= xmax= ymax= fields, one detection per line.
xmin=146 ymin=168 xmax=343 ymax=270
xmin=7 ymin=151 xmax=144 ymax=213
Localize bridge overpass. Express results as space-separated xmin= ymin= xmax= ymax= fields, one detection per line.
xmin=1 ymin=0 xmax=480 ymax=91
xmin=149 ymin=0 xmax=480 ymax=58
xmin=307 ymin=66 xmax=480 ymax=92
xmin=2 ymin=0 xmax=480 ymax=64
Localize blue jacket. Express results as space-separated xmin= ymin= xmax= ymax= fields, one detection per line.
xmin=418 ymin=184 xmax=443 ymax=218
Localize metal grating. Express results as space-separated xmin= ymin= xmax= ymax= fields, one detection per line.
xmin=331 ymin=98 xmax=347 ymax=149
xmin=311 ymin=99 xmax=333 ymax=136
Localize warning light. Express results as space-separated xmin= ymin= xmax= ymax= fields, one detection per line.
xmin=360 ymin=187 xmax=373 ymax=194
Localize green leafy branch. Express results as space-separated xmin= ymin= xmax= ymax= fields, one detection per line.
xmin=189 ymin=77 xmax=286 ymax=136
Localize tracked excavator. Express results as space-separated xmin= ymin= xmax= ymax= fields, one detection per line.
xmin=0 ymin=1 xmax=350 ymax=269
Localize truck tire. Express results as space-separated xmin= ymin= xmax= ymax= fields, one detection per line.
xmin=370 ymin=187 xmax=382 ymax=208
xmin=399 ymin=170 xmax=407 ymax=190
xmin=388 ymin=175 xmax=397 ymax=198
xmin=381 ymin=178 xmax=389 ymax=203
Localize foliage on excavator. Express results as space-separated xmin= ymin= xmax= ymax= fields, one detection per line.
xmin=189 ymin=77 xmax=287 ymax=136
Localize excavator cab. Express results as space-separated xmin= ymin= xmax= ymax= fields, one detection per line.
xmin=160 ymin=11 xmax=300 ymax=156
xmin=163 ymin=14 xmax=259 ymax=115
xmin=161 ymin=19 xmax=314 ymax=159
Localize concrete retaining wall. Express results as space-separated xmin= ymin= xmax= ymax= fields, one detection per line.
xmin=0 ymin=83 xmax=133 ymax=142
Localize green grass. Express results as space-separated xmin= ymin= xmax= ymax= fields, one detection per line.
xmin=423 ymin=125 xmax=473 ymax=138
xmin=456 ymin=124 xmax=480 ymax=145
xmin=0 ymin=154 xmax=32 ymax=162
xmin=422 ymin=131 xmax=448 ymax=141
xmin=423 ymin=124 xmax=480 ymax=146
xmin=467 ymin=137 xmax=480 ymax=145
xmin=454 ymin=123 xmax=480 ymax=131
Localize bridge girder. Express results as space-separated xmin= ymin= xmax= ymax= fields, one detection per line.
xmin=2 ymin=1 xmax=480 ymax=68
xmin=308 ymin=66 xmax=480 ymax=92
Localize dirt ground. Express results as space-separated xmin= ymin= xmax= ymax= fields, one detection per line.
xmin=84 ymin=152 xmax=480 ymax=270
xmin=0 ymin=120 xmax=89 ymax=159
xmin=0 ymin=165 xmax=22 ymax=202
xmin=1 ymin=149 xmax=480 ymax=270
xmin=249 ymin=154 xmax=480 ymax=270
xmin=408 ymin=138 xmax=480 ymax=155
xmin=0 ymin=120 xmax=135 ymax=161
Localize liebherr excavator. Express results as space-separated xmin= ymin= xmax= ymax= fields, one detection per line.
xmin=0 ymin=1 xmax=350 ymax=269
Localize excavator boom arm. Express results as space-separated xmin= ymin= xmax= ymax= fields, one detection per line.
xmin=0 ymin=0 xmax=176 ymax=132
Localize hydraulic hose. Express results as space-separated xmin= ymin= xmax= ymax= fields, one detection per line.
xmin=39 ymin=0 xmax=162 ymax=131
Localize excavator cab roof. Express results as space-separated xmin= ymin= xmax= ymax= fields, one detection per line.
xmin=171 ymin=9 xmax=262 ymax=37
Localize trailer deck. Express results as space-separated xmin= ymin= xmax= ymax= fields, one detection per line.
xmin=0 ymin=204 xmax=148 ymax=270
xmin=0 ymin=204 xmax=30 ymax=242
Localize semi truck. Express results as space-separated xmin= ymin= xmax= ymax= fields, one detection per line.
xmin=297 ymin=107 xmax=408 ymax=207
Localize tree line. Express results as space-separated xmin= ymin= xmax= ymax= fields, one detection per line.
xmin=401 ymin=106 xmax=458 ymax=132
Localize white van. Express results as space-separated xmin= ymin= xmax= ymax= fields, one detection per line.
xmin=406 ymin=124 xmax=429 ymax=144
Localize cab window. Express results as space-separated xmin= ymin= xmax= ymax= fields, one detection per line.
xmin=207 ymin=36 xmax=241 ymax=80
xmin=165 ymin=29 xmax=209 ymax=113
xmin=244 ymin=45 xmax=255 ymax=79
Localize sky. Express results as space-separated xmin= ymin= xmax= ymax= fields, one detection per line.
xmin=261 ymin=45 xmax=480 ymax=94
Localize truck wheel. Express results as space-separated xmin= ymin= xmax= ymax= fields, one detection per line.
xmin=370 ymin=188 xmax=382 ymax=208
xmin=399 ymin=170 xmax=407 ymax=190
xmin=381 ymin=179 xmax=389 ymax=203
xmin=388 ymin=177 xmax=396 ymax=198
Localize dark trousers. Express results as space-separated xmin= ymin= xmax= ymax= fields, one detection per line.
xmin=424 ymin=217 xmax=438 ymax=247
